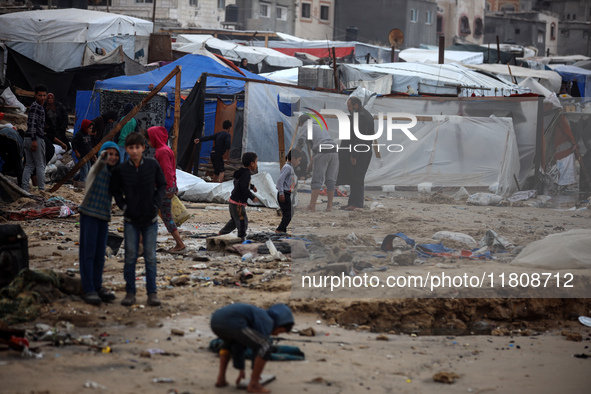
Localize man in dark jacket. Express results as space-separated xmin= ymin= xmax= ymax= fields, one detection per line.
xmin=338 ymin=96 xmax=374 ymax=210
xmin=210 ymin=303 xmax=294 ymax=393
xmin=194 ymin=120 xmax=232 ymax=182
xmin=109 ymin=132 xmax=166 ymax=307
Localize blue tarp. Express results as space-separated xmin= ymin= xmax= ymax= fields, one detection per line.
xmin=553 ymin=65 xmax=591 ymax=99
xmin=95 ymin=53 xmax=267 ymax=96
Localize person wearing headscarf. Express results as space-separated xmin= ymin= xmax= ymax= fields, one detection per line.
xmin=44 ymin=93 xmax=69 ymax=151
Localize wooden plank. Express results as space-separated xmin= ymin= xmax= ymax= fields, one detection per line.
xmin=48 ymin=65 xmax=182 ymax=193
xmin=172 ymin=66 xmax=182 ymax=158
xmin=277 ymin=122 xmax=285 ymax=169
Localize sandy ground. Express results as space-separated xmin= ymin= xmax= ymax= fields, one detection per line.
xmin=1 ymin=185 xmax=591 ymax=393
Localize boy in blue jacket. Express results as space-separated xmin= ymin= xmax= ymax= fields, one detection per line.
xmin=210 ymin=303 xmax=294 ymax=393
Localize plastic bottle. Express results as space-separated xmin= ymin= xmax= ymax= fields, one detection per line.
xmin=266 ymin=240 xmax=278 ymax=258
xmin=241 ymin=253 xmax=253 ymax=262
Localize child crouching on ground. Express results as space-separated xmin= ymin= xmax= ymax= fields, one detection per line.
xmin=276 ymin=149 xmax=302 ymax=234
xmin=218 ymin=152 xmax=258 ymax=241
xmin=78 ymin=141 xmax=119 ymax=305
xmin=210 ymin=303 xmax=294 ymax=393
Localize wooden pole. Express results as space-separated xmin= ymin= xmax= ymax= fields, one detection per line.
xmin=277 ymin=122 xmax=286 ymax=169
xmin=438 ymin=35 xmax=445 ymax=64
xmin=534 ymin=95 xmax=544 ymax=194
xmin=49 ymin=65 xmax=182 ymax=193
xmin=331 ymin=47 xmax=339 ymax=91
xmin=496 ymin=36 xmax=501 ymax=64
xmin=171 ymin=66 xmax=182 ymax=158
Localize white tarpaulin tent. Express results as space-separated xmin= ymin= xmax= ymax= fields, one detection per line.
xmin=174 ymin=34 xmax=302 ymax=71
xmin=243 ymin=82 xmax=523 ymax=196
xmin=0 ymin=8 xmax=152 ymax=72
xmin=465 ymin=63 xmax=562 ymax=93
xmin=399 ymin=48 xmax=484 ymax=65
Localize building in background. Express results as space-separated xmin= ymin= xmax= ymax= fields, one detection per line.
xmin=233 ymin=0 xmax=295 ymax=34
xmin=484 ymin=12 xmax=546 ymax=55
xmin=436 ymin=0 xmax=486 ymax=47
xmin=293 ymin=0 xmax=334 ymax=40
xmin=334 ymin=0 xmax=437 ymax=48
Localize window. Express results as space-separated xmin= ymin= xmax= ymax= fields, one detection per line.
xmin=410 ymin=9 xmax=417 ymax=23
xmin=485 ymin=25 xmax=495 ymax=34
xmin=500 ymin=4 xmax=515 ymax=12
xmin=425 ymin=11 xmax=432 ymax=25
xmin=584 ymin=31 xmax=590 ymax=39
xmin=301 ymin=2 xmax=311 ymax=18
xmin=260 ymin=1 xmax=270 ymax=18
xmin=550 ymin=22 xmax=556 ymax=40
xmin=474 ymin=17 xmax=483 ymax=37
xmin=573 ymin=14 xmax=576 ymax=20
xmin=320 ymin=5 xmax=329 ymax=21
xmin=515 ymin=28 xmax=520 ymax=34
xmin=459 ymin=15 xmax=471 ymax=35
xmin=218 ymin=0 xmax=225 ymax=8
xmin=189 ymin=0 xmax=196 ymax=6
xmin=567 ymin=14 xmax=570 ymax=19
xmin=136 ymin=0 xmax=153 ymax=3
xmin=538 ymin=31 xmax=544 ymax=43
xmin=561 ymin=29 xmax=570 ymax=38
xmin=485 ymin=2 xmax=490 ymax=11
xmin=277 ymin=5 xmax=287 ymax=20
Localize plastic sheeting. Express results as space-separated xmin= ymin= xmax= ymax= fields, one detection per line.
xmin=0 ymin=9 xmax=152 ymax=72
xmin=244 ymin=82 xmax=538 ymax=187
xmin=553 ymin=65 xmax=591 ymax=99
xmin=465 ymin=64 xmax=562 ymax=94
xmin=177 ymin=169 xmax=279 ymax=209
xmin=511 ymin=229 xmax=591 ymax=269
xmin=399 ymin=48 xmax=484 ymax=65
xmin=244 ymin=82 xmax=521 ymax=195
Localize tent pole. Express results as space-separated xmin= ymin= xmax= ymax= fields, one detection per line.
xmin=277 ymin=122 xmax=286 ymax=169
xmin=49 ymin=65 xmax=182 ymax=193
xmin=172 ymin=66 xmax=182 ymax=158
xmin=534 ymin=95 xmax=544 ymax=195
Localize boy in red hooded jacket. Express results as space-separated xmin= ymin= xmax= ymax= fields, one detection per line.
xmin=147 ymin=126 xmax=186 ymax=253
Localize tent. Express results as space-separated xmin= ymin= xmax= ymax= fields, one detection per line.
xmin=399 ymin=48 xmax=484 ymax=65
xmin=553 ymin=65 xmax=591 ymax=98
xmin=174 ymin=35 xmax=302 ymax=73
xmin=0 ymin=9 xmax=152 ymax=72
xmin=76 ymin=49 xmax=268 ymax=168
xmin=465 ymin=63 xmax=562 ymax=93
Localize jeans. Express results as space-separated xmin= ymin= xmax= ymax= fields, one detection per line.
xmin=79 ymin=214 xmax=108 ymax=294
xmin=22 ymin=137 xmax=46 ymax=191
xmin=219 ymin=203 xmax=248 ymax=239
xmin=123 ymin=221 xmax=158 ymax=294
xmin=77 ymin=161 xmax=91 ymax=182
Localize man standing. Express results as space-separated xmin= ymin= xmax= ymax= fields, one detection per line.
xmin=22 ymin=85 xmax=47 ymax=192
xmin=339 ymin=96 xmax=374 ymax=210
xmin=297 ymin=114 xmax=339 ymax=212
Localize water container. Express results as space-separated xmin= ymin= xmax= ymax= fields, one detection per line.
xmin=241 ymin=253 xmax=253 ymax=262
xmin=171 ymin=195 xmax=191 ymax=226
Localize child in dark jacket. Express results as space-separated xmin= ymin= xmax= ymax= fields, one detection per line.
xmin=147 ymin=126 xmax=186 ymax=253
xmin=218 ymin=152 xmax=258 ymax=241
xmin=210 ymin=303 xmax=294 ymax=393
xmin=78 ymin=141 xmax=119 ymax=305
xmin=109 ymin=132 xmax=166 ymax=307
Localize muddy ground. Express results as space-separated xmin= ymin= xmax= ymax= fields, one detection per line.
xmin=1 ymin=185 xmax=591 ymax=393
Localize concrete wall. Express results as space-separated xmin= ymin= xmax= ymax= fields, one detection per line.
xmin=484 ymin=14 xmax=546 ymax=54
xmin=557 ymin=21 xmax=591 ymax=56
xmin=334 ymin=0 xmax=437 ymax=48
xmin=236 ymin=0 xmax=295 ymax=33
xmin=98 ymin=0 xmax=236 ymax=29
xmin=436 ymin=0 xmax=486 ymax=47
xmin=294 ymin=0 xmax=335 ymax=40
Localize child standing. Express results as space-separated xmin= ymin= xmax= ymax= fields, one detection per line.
xmin=210 ymin=303 xmax=294 ymax=393
xmin=72 ymin=119 xmax=96 ymax=182
xmin=276 ymin=149 xmax=302 ymax=234
xmin=219 ymin=152 xmax=258 ymax=241
xmin=109 ymin=132 xmax=167 ymax=307
xmin=193 ymin=120 xmax=232 ymax=183
xmin=147 ymin=126 xmax=186 ymax=253
xmin=78 ymin=141 xmax=120 ymax=305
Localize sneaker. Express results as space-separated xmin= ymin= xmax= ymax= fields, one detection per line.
xmin=98 ymin=288 xmax=116 ymax=302
xmin=147 ymin=293 xmax=161 ymax=307
xmin=121 ymin=293 xmax=136 ymax=306
xmin=83 ymin=292 xmax=102 ymax=306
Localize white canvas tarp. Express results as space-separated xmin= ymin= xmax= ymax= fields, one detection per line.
xmin=244 ymin=83 xmax=522 ymax=195
xmin=177 ymin=169 xmax=279 ymax=209
xmin=0 ymin=9 xmax=152 ymax=71
xmin=399 ymin=48 xmax=484 ymax=65
xmin=511 ymin=229 xmax=591 ymax=269
xmin=174 ymin=34 xmax=302 ymax=70
xmin=465 ymin=63 xmax=562 ymax=93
